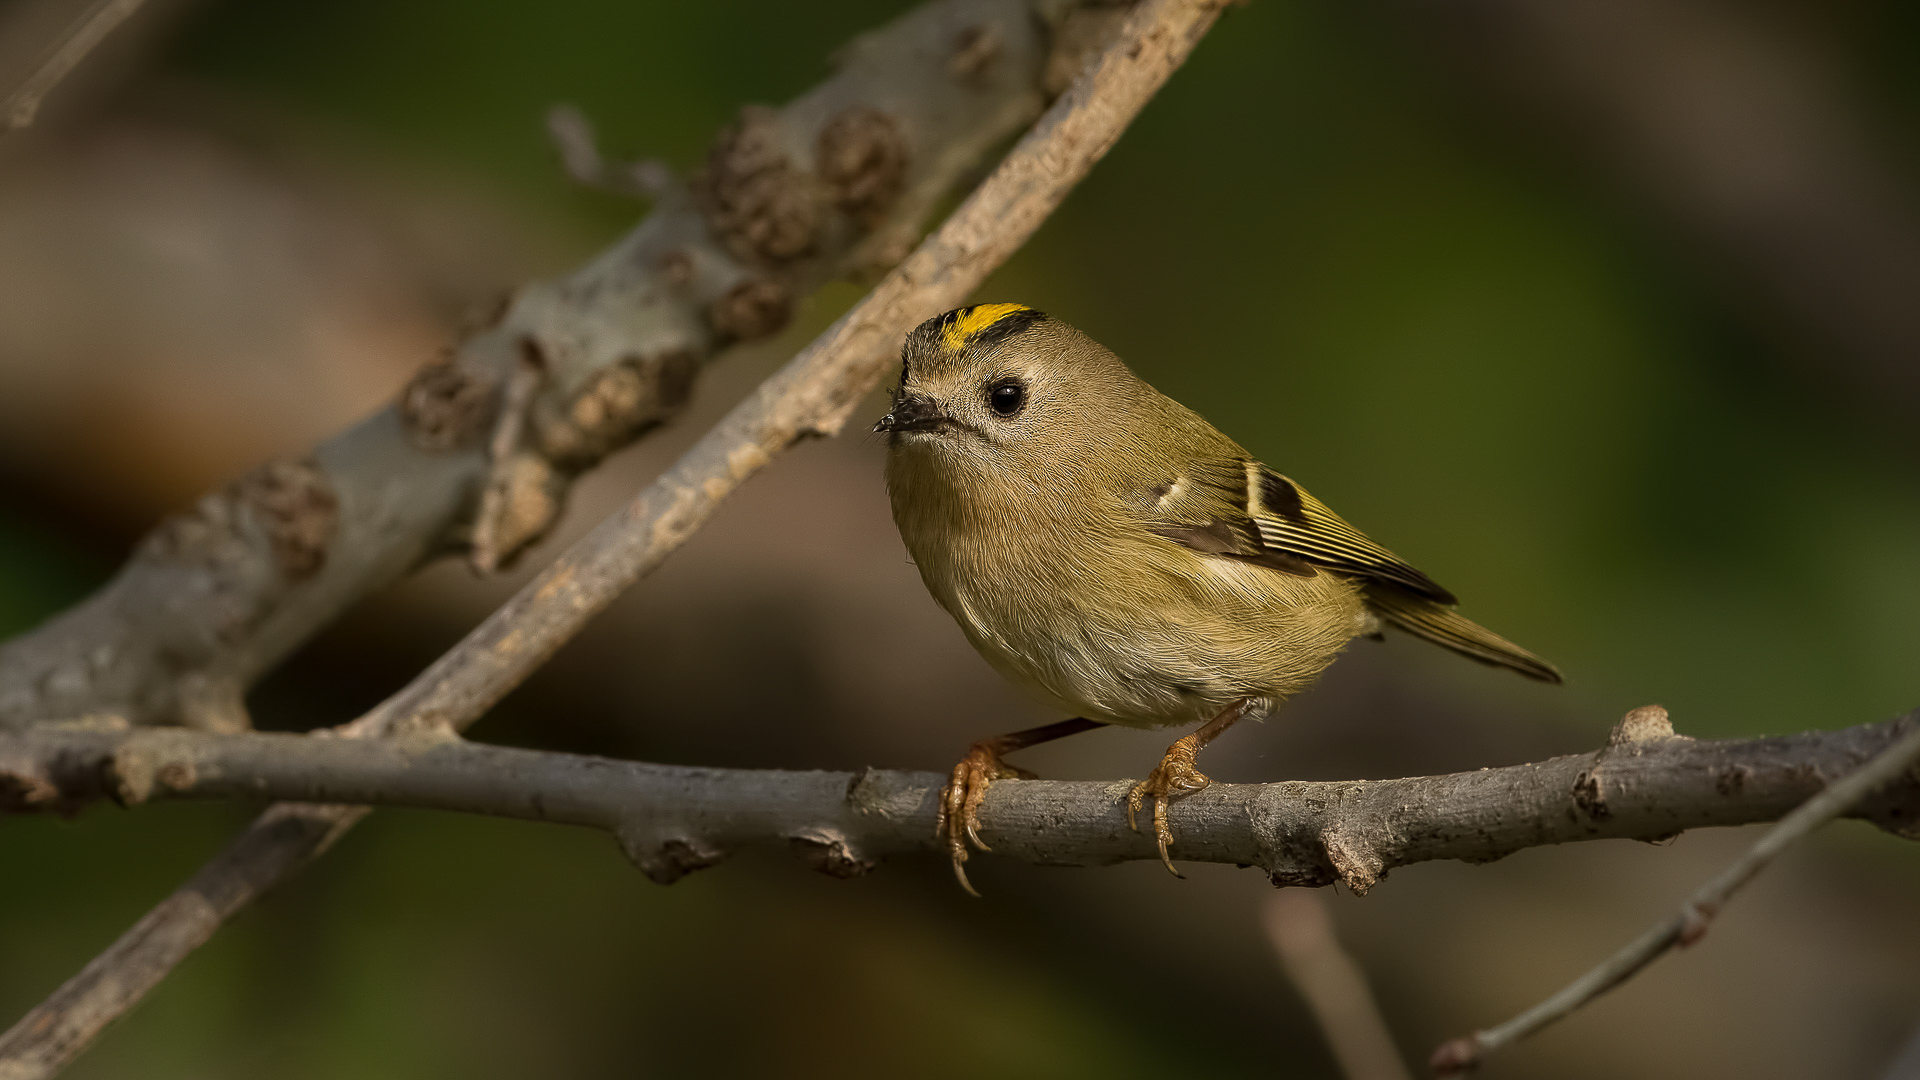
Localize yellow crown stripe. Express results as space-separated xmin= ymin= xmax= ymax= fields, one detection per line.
xmin=941 ymin=303 xmax=1034 ymax=349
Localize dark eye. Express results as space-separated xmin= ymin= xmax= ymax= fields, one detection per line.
xmin=987 ymin=380 xmax=1026 ymax=417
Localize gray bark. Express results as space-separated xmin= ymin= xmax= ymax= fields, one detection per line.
xmin=4 ymin=711 xmax=1915 ymax=890
xmin=0 ymin=0 xmax=1102 ymax=732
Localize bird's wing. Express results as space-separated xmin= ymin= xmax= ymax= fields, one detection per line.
xmin=1137 ymin=457 xmax=1315 ymax=577
xmin=1143 ymin=459 xmax=1453 ymax=602
xmin=1242 ymin=464 xmax=1456 ymax=603
xmin=1142 ymin=460 xmax=1561 ymax=683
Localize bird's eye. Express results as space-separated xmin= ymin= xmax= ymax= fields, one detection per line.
xmin=987 ymin=380 xmax=1026 ymax=417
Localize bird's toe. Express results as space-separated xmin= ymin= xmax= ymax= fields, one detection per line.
xmin=1129 ymin=735 xmax=1212 ymax=877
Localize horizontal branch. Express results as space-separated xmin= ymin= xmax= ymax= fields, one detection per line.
xmin=5 ymin=710 xmax=1915 ymax=887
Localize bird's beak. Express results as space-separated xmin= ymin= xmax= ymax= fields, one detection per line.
xmin=873 ymin=394 xmax=946 ymax=434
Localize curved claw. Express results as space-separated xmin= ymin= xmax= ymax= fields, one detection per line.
xmin=937 ymin=780 xmax=983 ymax=898
xmin=1127 ymin=732 xmax=1213 ymax=878
xmin=933 ymin=721 xmax=1101 ymax=894
xmin=950 ymin=847 xmax=981 ymax=898
xmin=1151 ymin=793 xmax=1185 ymax=878
xmin=935 ymin=740 xmax=1039 ymax=895
xmin=960 ymin=814 xmax=990 ymax=849
xmin=935 ymin=762 xmax=962 ymax=841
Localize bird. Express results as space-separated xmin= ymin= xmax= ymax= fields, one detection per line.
xmin=874 ymin=303 xmax=1560 ymax=893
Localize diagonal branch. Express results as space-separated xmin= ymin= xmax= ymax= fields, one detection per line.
xmin=1 ymin=711 xmax=1915 ymax=886
xmin=0 ymin=2 xmax=1227 ymax=1076
xmin=2 ymin=0 xmax=150 ymax=132
xmin=0 ymin=0 xmax=1097 ymax=734
xmin=1264 ymin=890 xmax=1413 ymax=1080
xmin=1428 ymin=718 xmax=1920 ymax=1076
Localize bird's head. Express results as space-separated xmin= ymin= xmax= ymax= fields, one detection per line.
xmin=875 ymin=304 xmax=1145 ymax=471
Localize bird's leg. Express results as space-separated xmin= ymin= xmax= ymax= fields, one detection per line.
xmin=1127 ymin=700 xmax=1249 ymax=878
xmin=938 ymin=716 xmax=1103 ymax=896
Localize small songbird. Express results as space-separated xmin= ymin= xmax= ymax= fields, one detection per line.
xmin=876 ymin=304 xmax=1560 ymax=893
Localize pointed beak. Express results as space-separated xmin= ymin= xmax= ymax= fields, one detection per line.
xmin=873 ymin=395 xmax=947 ymax=434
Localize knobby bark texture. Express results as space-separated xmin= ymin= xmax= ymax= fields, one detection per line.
xmin=0 ymin=0 xmax=1112 ymax=734
xmin=0 ymin=3 xmax=1227 ymax=1076
xmin=3 ymin=711 xmax=1916 ymax=889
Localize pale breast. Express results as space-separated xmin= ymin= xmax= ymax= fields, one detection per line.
xmin=886 ymin=440 xmax=1370 ymax=730
xmin=930 ymin=522 xmax=1368 ymax=729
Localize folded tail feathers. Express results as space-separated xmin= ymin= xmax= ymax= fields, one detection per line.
xmin=1364 ymin=585 xmax=1562 ymax=684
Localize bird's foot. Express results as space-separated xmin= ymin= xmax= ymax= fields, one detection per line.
xmin=935 ymin=741 xmax=1037 ymax=897
xmin=1126 ymin=733 xmax=1213 ymax=878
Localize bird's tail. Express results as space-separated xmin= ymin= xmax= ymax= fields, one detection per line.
xmin=1363 ymin=584 xmax=1562 ymax=684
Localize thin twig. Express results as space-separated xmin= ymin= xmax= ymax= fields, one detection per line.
xmin=468 ymin=351 xmax=547 ymax=574
xmin=1 ymin=714 xmax=1916 ymax=887
xmin=2 ymin=0 xmax=149 ymax=132
xmin=545 ymin=104 xmax=607 ymax=187
xmin=545 ymin=104 xmax=672 ymax=197
xmin=1429 ymin=722 xmax=1920 ymax=1076
xmin=0 ymin=3 xmax=1225 ymax=1076
xmin=1264 ymin=890 xmax=1413 ymax=1080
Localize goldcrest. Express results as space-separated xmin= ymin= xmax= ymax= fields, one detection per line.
xmin=875 ymin=304 xmax=1558 ymax=892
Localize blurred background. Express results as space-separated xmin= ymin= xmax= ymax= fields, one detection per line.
xmin=3 ymin=0 xmax=1919 ymax=1076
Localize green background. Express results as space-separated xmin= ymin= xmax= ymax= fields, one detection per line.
xmin=3 ymin=1 xmax=1918 ymax=1077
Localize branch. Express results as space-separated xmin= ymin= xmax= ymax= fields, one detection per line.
xmin=2 ymin=0 xmax=149 ymax=132
xmin=0 ymin=0 xmax=1103 ymax=733
xmin=1 ymin=711 xmax=1915 ymax=887
xmin=467 ymin=349 xmax=546 ymax=575
xmin=1429 ymin=717 xmax=1920 ymax=1076
xmin=0 ymin=2 xmax=1226 ymax=1075
xmin=1264 ymin=891 xmax=1412 ymax=1080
